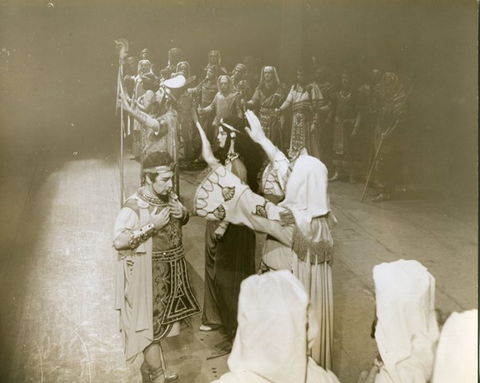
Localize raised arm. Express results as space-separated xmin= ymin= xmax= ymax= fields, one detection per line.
xmin=244 ymin=110 xmax=279 ymax=163
xmin=121 ymin=89 xmax=161 ymax=133
xmin=193 ymin=111 xmax=220 ymax=168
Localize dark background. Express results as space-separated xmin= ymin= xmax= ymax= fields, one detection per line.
xmin=0 ymin=0 xmax=477 ymax=218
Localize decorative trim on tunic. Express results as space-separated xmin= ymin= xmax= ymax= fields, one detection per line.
xmin=137 ymin=189 xmax=168 ymax=206
xmin=253 ymin=202 xmax=268 ymax=219
xmin=152 ymin=245 xmax=201 ymax=340
xmin=195 ymin=164 xmax=249 ymax=222
xmin=291 ymin=226 xmax=334 ymax=265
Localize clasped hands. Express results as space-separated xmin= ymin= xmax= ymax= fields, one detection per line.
xmin=149 ymin=200 xmax=184 ymax=230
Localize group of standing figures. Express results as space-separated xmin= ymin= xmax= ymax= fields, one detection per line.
xmin=113 ymin=45 xmax=410 ymax=383
xmin=121 ymin=47 xmax=408 ymax=202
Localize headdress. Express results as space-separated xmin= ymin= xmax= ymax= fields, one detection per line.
xmin=167 ymin=48 xmax=183 ymax=66
xmin=143 ymin=164 xmax=175 ymax=174
xmin=137 ymin=59 xmax=153 ymax=75
xmin=257 ymin=66 xmax=281 ymax=90
xmin=205 ymin=50 xmax=222 ymax=70
xmin=217 ymin=75 xmax=234 ymax=93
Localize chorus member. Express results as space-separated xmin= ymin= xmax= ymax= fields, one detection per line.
xmin=329 ymin=72 xmax=362 ymax=183
xmin=246 ymin=66 xmax=286 ymax=150
xmin=197 ymin=75 xmax=242 ymax=150
xmin=276 ymin=67 xmax=322 ymax=159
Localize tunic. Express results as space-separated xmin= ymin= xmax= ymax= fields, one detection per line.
xmin=331 ymin=90 xmax=360 ymax=167
xmin=280 ymin=85 xmax=321 ymax=159
xmin=114 ymin=188 xmax=200 ymax=361
xmin=249 ymin=84 xmax=286 ymax=148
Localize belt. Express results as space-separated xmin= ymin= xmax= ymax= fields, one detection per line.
xmin=152 ymin=246 xmax=184 ymax=262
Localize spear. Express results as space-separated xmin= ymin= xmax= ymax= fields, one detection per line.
xmin=115 ymin=39 xmax=128 ymax=207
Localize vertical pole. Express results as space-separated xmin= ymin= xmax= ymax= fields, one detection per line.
xmin=119 ymin=66 xmax=125 ymax=207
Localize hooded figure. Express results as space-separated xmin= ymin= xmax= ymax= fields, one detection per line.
xmin=195 ymin=110 xmax=337 ymax=369
xmin=211 ymin=271 xmax=340 ymax=383
xmin=431 ymin=309 xmax=477 ymax=383
xmin=361 ymin=259 xmax=440 ymax=383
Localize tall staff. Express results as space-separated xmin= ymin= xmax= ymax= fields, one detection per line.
xmin=115 ymin=39 xmax=129 ymax=207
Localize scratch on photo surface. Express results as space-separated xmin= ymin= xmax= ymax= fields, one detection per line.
xmin=74 ymin=328 xmax=92 ymax=383
xmin=34 ymin=340 xmax=44 ymax=383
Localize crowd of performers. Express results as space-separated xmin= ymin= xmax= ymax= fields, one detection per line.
xmin=113 ymin=46 xmax=475 ymax=383
xmin=119 ymin=47 xmax=408 ymax=202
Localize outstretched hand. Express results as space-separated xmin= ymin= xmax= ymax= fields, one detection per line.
xmin=194 ymin=120 xmax=219 ymax=169
xmin=244 ymin=110 xmax=267 ymax=144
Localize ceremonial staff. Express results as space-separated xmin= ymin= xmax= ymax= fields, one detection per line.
xmin=360 ymin=84 xmax=413 ymax=202
xmin=115 ymin=39 xmax=128 ymax=207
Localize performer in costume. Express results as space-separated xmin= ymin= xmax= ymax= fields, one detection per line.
xmin=371 ymin=72 xmax=408 ymax=202
xmin=357 ymin=69 xmax=383 ymax=179
xmin=212 ymin=271 xmax=341 ymax=383
xmin=200 ymin=118 xmax=259 ymax=357
xmin=246 ymin=66 xmax=286 ymax=150
xmin=121 ymin=74 xmax=188 ymax=193
xmin=231 ymin=63 xmax=252 ymax=101
xmin=194 ymin=110 xmax=337 ymax=369
xmin=311 ymin=66 xmax=335 ymax=165
xmin=204 ymin=50 xmax=228 ymax=76
xmin=191 ymin=65 xmax=221 ymax=144
xmin=173 ymin=61 xmax=199 ymax=169
xmin=159 ymin=48 xmax=183 ymax=81
xmin=197 ymin=75 xmax=243 ymax=151
xmin=129 ymin=59 xmax=155 ymax=159
xmin=276 ymin=67 xmax=322 ymax=159
xmin=329 ymin=72 xmax=362 ymax=184
xmin=113 ymin=151 xmax=200 ymax=383
xmin=358 ymin=260 xmax=439 ymax=383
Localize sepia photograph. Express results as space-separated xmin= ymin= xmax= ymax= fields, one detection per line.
xmin=0 ymin=0 xmax=477 ymax=382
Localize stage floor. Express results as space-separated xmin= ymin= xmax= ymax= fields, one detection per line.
xmin=0 ymin=142 xmax=476 ymax=383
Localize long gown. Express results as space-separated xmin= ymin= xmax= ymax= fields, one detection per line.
xmin=195 ymin=147 xmax=335 ymax=369
xmin=281 ymin=84 xmax=322 ymax=159
xmin=202 ymin=158 xmax=256 ymax=339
